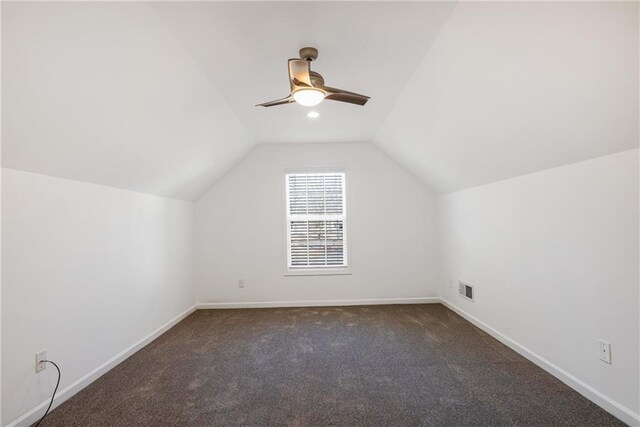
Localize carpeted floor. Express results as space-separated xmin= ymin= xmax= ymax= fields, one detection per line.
xmin=40 ymin=304 xmax=623 ymax=426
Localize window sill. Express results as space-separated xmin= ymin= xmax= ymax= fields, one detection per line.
xmin=285 ymin=268 xmax=352 ymax=277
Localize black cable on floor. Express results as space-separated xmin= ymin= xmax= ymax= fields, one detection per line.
xmin=35 ymin=360 xmax=61 ymax=427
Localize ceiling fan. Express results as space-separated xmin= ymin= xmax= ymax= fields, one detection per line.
xmin=256 ymin=47 xmax=370 ymax=108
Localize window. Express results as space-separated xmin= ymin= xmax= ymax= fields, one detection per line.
xmin=285 ymin=172 xmax=348 ymax=274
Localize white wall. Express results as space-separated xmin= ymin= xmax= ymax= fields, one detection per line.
xmin=437 ymin=149 xmax=639 ymax=423
xmin=195 ymin=143 xmax=438 ymax=305
xmin=1 ymin=168 xmax=195 ymax=425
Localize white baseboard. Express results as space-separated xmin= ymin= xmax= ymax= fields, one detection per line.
xmin=440 ymin=298 xmax=639 ymax=427
xmin=196 ymin=297 xmax=440 ymax=309
xmin=7 ymin=305 xmax=198 ymax=427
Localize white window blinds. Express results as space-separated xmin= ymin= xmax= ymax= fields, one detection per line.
xmin=285 ymin=172 xmax=347 ymax=270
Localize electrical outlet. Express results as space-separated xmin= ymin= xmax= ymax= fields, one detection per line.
xmin=237 ymin=279 xmax=245 ymax=288
xmin=35 ymin=350 xmax=47 ymax=373
xmin=598 ymin=340 xmax=611 ymax=364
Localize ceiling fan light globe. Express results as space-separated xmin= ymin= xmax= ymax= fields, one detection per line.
xmin=293 ymin=89 xmax=325 ymax=107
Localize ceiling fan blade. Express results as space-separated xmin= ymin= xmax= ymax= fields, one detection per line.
xmin=322 ymin=86 xmax=370 ymax=106
xmin=255 ymin=95 xmax=294 ymax=107
xmin=288 ymin=59 xmax=313 ymax=90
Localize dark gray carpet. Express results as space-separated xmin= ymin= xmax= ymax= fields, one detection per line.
xmin=40 ymin=304 xmax=623 ymax=426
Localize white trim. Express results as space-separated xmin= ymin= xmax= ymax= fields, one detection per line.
xmin=284 ymin=267 xmax=352 ymax=276
xmin=440 ymin=298 xmax=640 ymax=427
xmin=197 ymin=297 xmax=440 ymax=309
xmin=6 ymin=305 xmax=198 ymax=427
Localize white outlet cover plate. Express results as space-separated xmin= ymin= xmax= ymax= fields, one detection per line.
xmin=598 ymin=340 xmax=612 ymax=364
xmin=35 ymin=350 xmax=47 ymax=373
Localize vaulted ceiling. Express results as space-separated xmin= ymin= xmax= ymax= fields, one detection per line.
xmin=2 ymin=2 xmax=638 ymax=200
xmin=375 ymin=1 xmax=639 ymax=193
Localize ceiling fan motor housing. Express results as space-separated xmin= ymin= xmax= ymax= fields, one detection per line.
xmin=309 ymin=71 xmax=325 ymax=88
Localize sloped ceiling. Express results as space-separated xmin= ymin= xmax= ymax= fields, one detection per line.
xmin=1 ymin=2 xmax=254 ymax=200
xmin=2 ymin=2 xmax=638 ymax=200
xmin=374 ymin=2 xmax=639 ymax=193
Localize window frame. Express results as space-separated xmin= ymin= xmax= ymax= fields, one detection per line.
xmin=283 ymin=168 xmax=351 ymax=276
